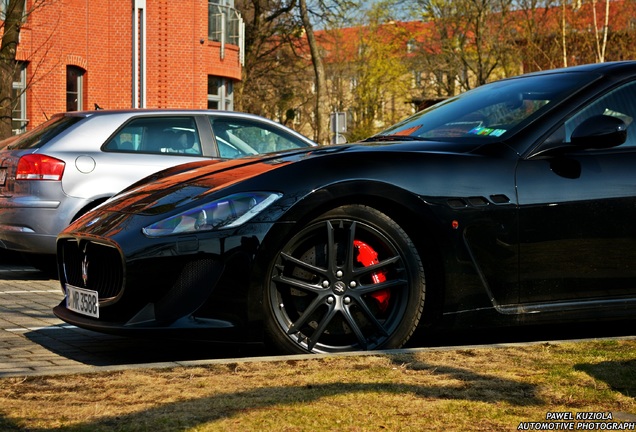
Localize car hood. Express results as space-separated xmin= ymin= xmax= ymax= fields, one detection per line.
xmin=99 ymin=139 xmax=497 ymax=216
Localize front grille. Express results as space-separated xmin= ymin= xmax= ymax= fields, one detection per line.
xmin=60 ymin=239 xmax=124 ymax=300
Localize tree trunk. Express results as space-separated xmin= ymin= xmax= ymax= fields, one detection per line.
xmin=298 ymin=0 xmax=329 ymax=144
xmin=0 ymin=0 xmax=26 ymax=139
xmin=561 ymin=0 xmax=568 ymax=67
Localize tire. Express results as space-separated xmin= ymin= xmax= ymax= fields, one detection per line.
xmin=264 ymin=204 xmax=426 ymax=354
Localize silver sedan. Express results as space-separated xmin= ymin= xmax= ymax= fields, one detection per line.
xmin=0 ymin=109 xmax=315 ymax=264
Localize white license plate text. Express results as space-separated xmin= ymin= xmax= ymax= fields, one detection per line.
xmin=66 ymin=285 xmax=99 ymax=318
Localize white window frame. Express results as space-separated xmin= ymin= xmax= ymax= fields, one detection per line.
xmin=12 ymin=62 xmax=27 ymax=134
xmin=207 ymin=76 xmax=234 ymax=111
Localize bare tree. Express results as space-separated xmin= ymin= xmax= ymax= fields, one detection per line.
xmin=234 ymin=0 xmax=298 ymax=116
xmin=0 ymin=0 xmax=26 ymax=138
xmin=236 ymin=0 xmax=355 ymax=143
xmin=338 ymin=4 xmax=413 ymax=140
xmin=417 ymin=0 xmax=516 ymax=93
xmin=512 ymin=0 xmax=560 ymax=72
xmin=298 ymin=0 xmax=330 ymax=144
xmin=591 ymin=0 xmax=610 ymax=62
xmin=0 ymin=0 xmax=56 ymax=139
xmin=557 ymin=0 xmax=623 ymax=66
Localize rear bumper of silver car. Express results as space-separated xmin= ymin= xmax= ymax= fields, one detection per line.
xmin=0 ymin=194 xmax=87 ymax=255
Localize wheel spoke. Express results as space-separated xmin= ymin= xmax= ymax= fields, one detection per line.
xmin=271 ymin=273 xmax=325 ymax=294
xmin=305 ymin=306 xmax=338 ymax=351
xmin=341 ymin=306 xmax=370 ymax=349
xmin=287 ymin=295 xmax=330 ymax=335
xmin=354 ymin=277 xmax=407 ymax=295
xmin=279 ymin=251 xmax=327 ymax=277
xmin=325 ymin=220 xmax=336 ymax=273
xmin=347 ymin=295 xmax=390 ymax=338
xmin=344 ymin=221 xmax=357 ymax=273
xmin=352 ymin=255 xmax=400 ymax=278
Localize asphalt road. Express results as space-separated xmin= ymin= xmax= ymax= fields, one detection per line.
xmin=1 ymin=252 xmax=634 ymax=378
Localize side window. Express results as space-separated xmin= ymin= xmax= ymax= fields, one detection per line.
xmin=209 ymin=117 xmax=308 ymax=159
xmin=103 ymin=117 xmax=202 ymax=156
xmin=548 ymin=81 xmax=636 ymax=148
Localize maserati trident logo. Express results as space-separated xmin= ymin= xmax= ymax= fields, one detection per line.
xmin=81 ymin=254 xmax=89 ymax=287
xmin=333 ymin=281 xmax=347 ymax=294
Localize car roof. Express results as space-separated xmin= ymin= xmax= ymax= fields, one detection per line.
xmin=60 ymin=109 xmax=281 ymax=121
xmin=50 ymin=109 xmax=316 ymax=146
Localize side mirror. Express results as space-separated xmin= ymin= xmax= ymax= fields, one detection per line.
xmin=571 ymin=114 xmax=627 ymax=149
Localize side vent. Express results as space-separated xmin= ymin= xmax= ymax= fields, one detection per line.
xmin=447 ymin=199 xmax=467 ymax=208
xmin=447 ymin=194 xmax=511 ymax=208
xmin=466 ymin=196 xmax=488 ymax=206
xmin=489 ymin=194 xmax=510 ymax=204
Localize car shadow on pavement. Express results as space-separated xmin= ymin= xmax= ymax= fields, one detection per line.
xmin=0 ymin=269 xmax=52 ymax=281
xmin=22 ymin=326 xmax=266 ymax=367
xmin=0 ymin=253 xmax=54 ymax=279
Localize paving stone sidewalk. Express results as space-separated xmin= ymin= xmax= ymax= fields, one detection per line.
xmin=0 ymin=260 xmax=269 ymax=378
xmin=0 ymin=262 xmax=98 ymax=377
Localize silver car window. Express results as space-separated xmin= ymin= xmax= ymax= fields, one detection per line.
xmin=210 ymin=117 xmax=309 ymax=158
xmin=104 ymin=117 xmax=202 ymax=156
xmin=0 ymin=115 xmax=82 ymax=150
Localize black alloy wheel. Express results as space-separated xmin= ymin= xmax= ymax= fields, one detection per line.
xmin=265 ymin=205 xmax=426 ymax=354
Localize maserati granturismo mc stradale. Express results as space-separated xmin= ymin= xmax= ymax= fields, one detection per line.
xmin=54 ymin=62 xmax=636 ymax=354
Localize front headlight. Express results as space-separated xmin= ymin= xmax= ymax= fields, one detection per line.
xmin=142 ymin=192 xmax=282 ymax=237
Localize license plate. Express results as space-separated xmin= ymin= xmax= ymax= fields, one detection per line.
xmin=66 ymin=284 xmax=99 ymax=318
xmin=0 ymin=168 xmax=6 ymax=186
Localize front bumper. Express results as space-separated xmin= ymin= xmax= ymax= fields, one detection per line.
xmin=52 ymin=303 xmax=253 ymax=342
xmin=54 ymin=217 xmax=270 ymax=343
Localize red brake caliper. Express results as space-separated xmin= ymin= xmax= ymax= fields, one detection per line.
xmin=354 ymin=240 xmax=390 ymax=312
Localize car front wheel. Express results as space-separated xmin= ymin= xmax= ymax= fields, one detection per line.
xmin=264 ymin=205 xmax=426 ymax=354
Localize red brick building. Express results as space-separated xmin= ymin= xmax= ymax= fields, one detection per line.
xmin=11 ymin=0 xmax=243 ymax=133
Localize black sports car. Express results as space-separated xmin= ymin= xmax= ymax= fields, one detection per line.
xmin=54 ymin=62 xmax=636 ymax=354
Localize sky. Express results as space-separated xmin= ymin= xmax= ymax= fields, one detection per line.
xmin=359 ymin=0 xmax=414 ymax=20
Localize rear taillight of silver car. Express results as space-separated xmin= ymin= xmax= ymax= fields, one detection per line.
xmin=16 ymin=154 xmax=65 ymax=181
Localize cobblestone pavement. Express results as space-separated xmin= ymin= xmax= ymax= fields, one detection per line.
xmin=0 ymin=259 xmax=265 ymax=378
xmin=0 ymin=263 xmax=73 ymax=376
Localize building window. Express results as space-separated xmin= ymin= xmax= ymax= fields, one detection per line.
xmin=12 ymin=62 xmax=27 ymax=134
xmin=66 ymin=66 xmax=84 ymax=111
xmin=0 ymin=0 xmax=26 ymax=21
xmin=208 ymin=0 xmax=240 ymax=45
xmin=407 ymin=39 xmax=417 ymax=54
xmin=207 ymin=76 xmax=233 ymax=110
xmin=208 ymin=0 xmax=245 ymax=65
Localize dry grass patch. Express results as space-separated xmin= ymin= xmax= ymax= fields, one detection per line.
xmin=0 ymin=339 xmax=634 ymax=431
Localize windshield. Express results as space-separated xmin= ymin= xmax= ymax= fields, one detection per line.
xmin=377 ymin=72 xmax=600 ymax=142
xmin=0 ymin=115 xmax=83 ymax=150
